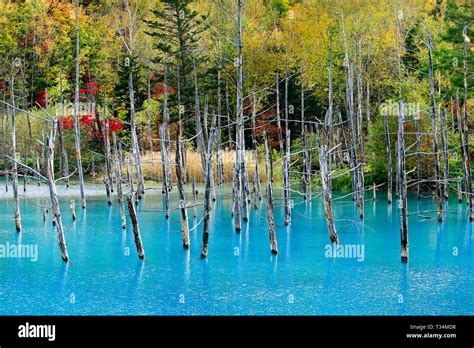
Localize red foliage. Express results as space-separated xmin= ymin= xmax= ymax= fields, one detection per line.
xmin=80 ymin=114 xmax=96 ymax=127
xmin=41 ymin=42 xmax=49 ymax=55
xmin=60 ymin=116 xmax=74 ymax=130
xmin=88 ymin=130 xmax=102 ymax=140
xmin=79 ymin=82 xmax=100 ymax=95
xmin=254 ymin=107 xmax=285 ymax=149
xmin=18 ymin=31 xmax=35 ymax=48
xmin=108 ymin=119 xmax=123 ymax=133
xmin=151 ymin=83 xmax=175 ymax=99
xmin=35 ymin=90 xmax=47 ymax=107
xmin=60 ymin=111 xmax=123 ymax=141
xmin=86 ymin=82 xmax=100 ymax=95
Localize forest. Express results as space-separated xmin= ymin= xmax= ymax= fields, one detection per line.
xmin=0 ymin=0 xmax=473 ymax=269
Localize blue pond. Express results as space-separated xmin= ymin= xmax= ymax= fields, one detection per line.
xmin=0 ymin=183 xmax=472 ymax=315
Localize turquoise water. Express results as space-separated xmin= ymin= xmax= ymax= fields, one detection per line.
xmin=0 ymin=183 xmax=472 ymax=315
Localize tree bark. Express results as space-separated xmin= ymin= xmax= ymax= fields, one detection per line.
xmin=200 ymin=116 xmax=217 ymax=258
xmin=9 ymin=73 xmax=21 ymax=232
xmin=283 ymin=67 xmax=291 ymax=225
xmin=58 ymin=57 xmax=69 ymax=188
xmin=264 ymin=131 xmax=278 ymax=254
xmin=74 ymin=0 xmax=86 ymax=209
xmin=463 ymin=25 xmax=473 ymax=220
xmin=127 ymin=193 xmax=145 ymax=259
xmin=46 ymin=121 xmax=69 ymax=262
xmin=129 ymin=69 xmax=145 ymax=199
xmin=415 ymin=109 xmax=422 ymax=199
xmin=427 ymin=32 xmax=443 ymax=222
xmin=251 ymin=93 xmax=262 ymax=200
xmin=176 ymin=129 xmax=190 ymax=249
xmin=440 ymin=109 xmax=449 ymax=200
xmin=159 ymin=124 xmax=170 ymax=219
xmin=397 ymin=102 xmax=408 ymax=262
xmin=384 ymin=110 xmax=393 ymax=203
xmin=113 ymin=133 xmax=126 ymax=229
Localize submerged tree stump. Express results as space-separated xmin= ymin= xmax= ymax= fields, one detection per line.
xmin=397 ymin=102 xmax=408 ymax=262
xmin=201 ymin=116 xmax=217 ymax=258
xmin=176 ymin=130 xmax=190 ymax=249
xmin=113 ymin=134 xmax=126 ymax=229
xmin=127 ymin=194 xmax=145 ymax=259
xmin=264 ymin=131 xmax=278 ymax=255
xmin=9 ymin=75 xmax=22 ymax=232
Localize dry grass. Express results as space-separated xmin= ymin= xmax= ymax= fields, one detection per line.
xmin=141 ymin=150 xmax=268 ymax=183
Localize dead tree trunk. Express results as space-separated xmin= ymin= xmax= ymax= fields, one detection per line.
xmin=276 ymin=72 xmax=284 ymax=156
xmin=264 ymin=131 xmax=278 ymax=254
xmin=102 ymin=117 xmax=112 ymax=205
xmin=320 ymin=128 xmax=339 ymax=244
xmin=175 ymin=66 xmax=186 ymax=184
xmin=9 ymin=73 xmax=21 ymax=232
xmin=301 ymin=63 xmax=310 ymax=201
xmin=226 ymin=81 xmax=232 ymax=149
xmin=303 ymin=125 xmax=312 ymax=201
xmin=283 ymin=128 xmax=291 ymax=225
xmin=127 ymin=193 xmax=145 ymax=259
xmin=69 ymin=199 xmax=76 ymax=221
xmin=200 ymin=116 xmax=217 ymax=258
xmin=415 ymin=109 xmax=422 ymax=199
xmin=193 ymin=61 xmax=216 ymax=203
xmin=160 ymin=124 xmax=170 ymax=219
xmin=366 ymin=80 xmax=371 ymax=125
xmin=384 ymin=110 xmax=393 ymax=203
xmin=251 ymin=93 xmax=262 ymax=200
xmin=440 ymin=109 xmax=449 ymax=200
xmin=427 ymin=32 xmax=443 ymax=222
xmin=342 ymin=15 xmax=357 ymax=196
xmin=126 ymin=153 xmax=136 ymax=205
xmin=103 ymin=98 xmax=114 ymax=194
xmin=176 ymin=128 xmax=190 ymax=249
xmin=283 ymin=68 xmax=291 ymax=225
xmin=58 ymin=58 xmax=69 ymax=188
xmin=147 ymin=63 xmax=154 ymax=167
xmin=45 ymin=122 xmax=70 ymax=262
xmin=397 ymin=102 xmax=408 ymax=262
xmin=355 ymin=38 xmax=365 ymax=219
xmin=203 ymin=96 xmax=216 ymax=202
xmin=321 ymin=44 xmax=339 ymax=244
xmin=162 ymin=61 xmax=172 ymax=193
xmin=463 ymin=25 xmax=473 ymax=220
xmin=232 ymin=0 xmax=247 ymax=231
xmin=192 ymin=177 xmax=197 ymax=219
xmin=252 ymin=172 xmax=258 ymax=209
xmin=129 ymin=69 xmax=145 ymax=199
xmin=458 ymin=177 xmax=463 ymax=203
xmin=74 ymin=0 xmax=86 ymax=209
xmin=22 ymin=148 xmax=27 ymax=192
xmin=113 ymin=133 xmax=126 ymax=229
xmin=216 ymin=71 xmax=224 ymax=187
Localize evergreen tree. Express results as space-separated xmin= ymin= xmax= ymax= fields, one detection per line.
xmin=440 ymin=0 xmax=474 ymax=98
xmin=145 ymin=0 xmax=208 ymax=123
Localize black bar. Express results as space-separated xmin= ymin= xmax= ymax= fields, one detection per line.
xmin=0 ymin=316 xmax=472 ymax=346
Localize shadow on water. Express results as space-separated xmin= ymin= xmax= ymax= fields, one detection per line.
xmin=134 ymin=258 xmax=145 ymax=282
xmin=397 ymin=262 xmax=409 ymax=315
xmin=465 ymin=222 xmax=472 ymax=255
xmin=434 ymin=222 xmax=443 ymax=265
xmin=59 ymin=261 xmax=69 ymax=293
